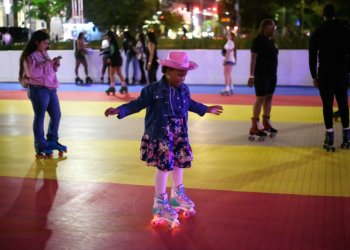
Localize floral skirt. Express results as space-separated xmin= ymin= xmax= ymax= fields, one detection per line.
xmin=140 ymin=118 xmax=193 ymax=171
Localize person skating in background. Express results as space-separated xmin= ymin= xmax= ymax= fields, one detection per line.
xmin=18 ymin=30 xmax=67 ymax=158
xmin=135 ymin=32 xmax=147 ymax=85
xmin=247 ymin=19 xmax=279 ymax=140
xmin=146 ymin=32 xmax=159 ymax=83
xmin=104 ymin=51 xmax=223 ymax=228
xmin=100 ymin=34 xmax=110 ymax=84
xmin=74 ymin=32 xmax=92 ymax=84
xmin=104 ymin=31 xmax=127 ymax=95
xmin=309 ymin=4 xmax=350 ymax=151
xmin=123 ymin=31 xmax=139 ymax=85
xmin=221 ymin=31 xmax=237 ymax=96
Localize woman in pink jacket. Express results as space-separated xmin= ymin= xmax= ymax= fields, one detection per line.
xmin=19 ymin=30 xmax=67 ymax=158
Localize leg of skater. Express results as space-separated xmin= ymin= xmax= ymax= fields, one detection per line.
xmin=152 ymin=169 xmax=178 ymax=226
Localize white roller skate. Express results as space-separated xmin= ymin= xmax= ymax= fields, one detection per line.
xmin=170 ymin=184 xmax=196 ymax=218
xmin=151 ymin=193 xmax=179 ymax=229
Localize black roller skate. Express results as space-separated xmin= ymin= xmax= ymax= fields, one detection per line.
xmin=85 ymin=76 xmax=93 ymax=84
xmin=119 ymin=85 xmax=128 ymax=94
xmin=333 ymin=110 xmax=340 ymax=122
xmin=249 ymin=118 xmax=267 ymax=141
xmin=75 ymin=76 xmax=84 ymax=85
xmin=323 ymin=130 xmax=335 ymax=152
xmin=105 ymin=86 xmax=116 ymax=96
xmin=341 ymin=128 xmax=350 ymax=149
xmin=35 ymin=143 xmax=53 ymax=159
xmin=48 ymin=141 xmax=67 ymax=157
xmin=263 ymin=115 xmax=278 ymax=138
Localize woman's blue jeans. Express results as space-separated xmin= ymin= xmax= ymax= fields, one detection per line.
xmin=28 ymin=86 xmax=61 ymax=151
xmin=125 ymin=54 xmax=139 ymax=83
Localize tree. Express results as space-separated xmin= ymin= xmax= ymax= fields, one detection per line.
xmin=14 ymin=0 xmax=70 ymax=32
xmin=84 ymin=0 xmax=158 ymax=32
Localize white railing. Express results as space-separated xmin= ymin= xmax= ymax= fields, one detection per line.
xmin=0 ymin=49 xmax=312 ymax=86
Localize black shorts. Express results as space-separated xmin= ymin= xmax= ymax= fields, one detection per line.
xmin=110 ymin=54 xmax=123 ymax=67
xmin=254 ymin=74 xmax=277 ymax=96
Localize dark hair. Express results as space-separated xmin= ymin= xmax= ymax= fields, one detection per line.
xmin=78 ymin=32 xmax=85 ymax=39
xmin=323 ymin=4 xmax=335 ymax=18
xmin=161 ymin=66 xmax=169 ymax=74
xmin=19 ymin=30 xmax=49 ymax=82
xmin=258 ymin=19 xmax=274 ymax=35
xmin=147 ymin=32 xmax=157 ymax=45
xmin=137 ymin=32 xmax=146 ymax=51
xmin=105 ymin=30 xmax=120 ymax=52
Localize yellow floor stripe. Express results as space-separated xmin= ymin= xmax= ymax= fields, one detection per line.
xmin=1 ymin=136 xmax=349 ymax=197
xmin=0 ymin=100 xmax=323 ymax=123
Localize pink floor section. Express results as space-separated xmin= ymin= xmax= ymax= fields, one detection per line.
xmin=0 ymin=89 xmax=324 ymax=106
xmin=1 ymin=176 xmax=349 ymax=250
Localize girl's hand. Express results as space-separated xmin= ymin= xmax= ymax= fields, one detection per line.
xmin=207 ymin=105 xmax=223 ymax=115
xmin=105 ymin=107 xmax=119 ymax=117
xmin=247 ymin=77 xmax=254 ymax=87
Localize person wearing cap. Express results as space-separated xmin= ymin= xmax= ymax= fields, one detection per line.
xmin=104 ymin=51 xmax=223 ymax=227
xmin=309 ymin=3 xmax=350 ymax=151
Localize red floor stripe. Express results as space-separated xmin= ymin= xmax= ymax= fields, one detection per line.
xmin=0 ymin=90 xmax=324 ymax=106
xmin=0 ymin=176 xmax=349 ymax=250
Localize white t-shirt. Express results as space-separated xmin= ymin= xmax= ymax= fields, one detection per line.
xmin=224 ymin=40 xmax=235 ymax=63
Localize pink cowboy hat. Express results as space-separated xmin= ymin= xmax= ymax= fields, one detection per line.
xmin=158 ymin=51 xmax=198 ymax=70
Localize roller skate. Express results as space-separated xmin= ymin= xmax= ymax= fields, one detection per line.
xmin=35 ymin=143 xmax=53 ymax=159
xmin=151 ymin=193 xmax=179 ymax=229
xmin=85 ymin=76 xmax=93 ymax=84
xmin=341 ymin=128 xmax=350 ymax=149
xmin=263 ymin=115 xmax=278 ymax=138
xmin=220 ymin=88 xmax=234 ymax=96
xmin=333 ymin=110 xmax=340 ymax=122
xmin=75 ymin=76 xmax=84 ymax=85
xmin=47 ymin=141 xmax=67 ymax=157
xmin=249 ymin=118 xmax=267 ymax=141
xmin=323 ymin=130 xmax=335 ymax=152
xmin=170 ymin=184 xmax=196 ymax=218
xmin=119 ymin=85 xmax=128 ymax=94
xmin=105 ymin=86 xmax=116 ymax=96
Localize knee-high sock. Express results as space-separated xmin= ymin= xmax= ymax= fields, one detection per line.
xmin=155 ymin=169 xmax=169 ymax=195
xmin=171 ymin=167 xmax=183 ymax=188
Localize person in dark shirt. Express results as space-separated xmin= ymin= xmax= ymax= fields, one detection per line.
xmin=247 ymin=19 xmax=279 ymax=140
xmin=309 ymin=4 xmax=350 ymax=151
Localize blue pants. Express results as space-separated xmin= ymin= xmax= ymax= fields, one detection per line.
xmin=125 ymin=54 xmax=139 ymax=82
xmin=28 ymin=86 xmax=61 ymax=150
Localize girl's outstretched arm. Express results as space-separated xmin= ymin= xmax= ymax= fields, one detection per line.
xmin=105 ymin=107 xmax=120 ymax=117
xmin=207 ymin=105 xmax=223 ymax=115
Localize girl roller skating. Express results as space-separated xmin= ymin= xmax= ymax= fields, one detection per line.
xmin=105 ymin=51 xmax=223 ymax=228
xmin=104 ymin=31 xmax=127 ymax=95
xmin=247 ymin=19 xmax=279 ymax=141
xmin=19 ymin=30 xmax=67 ymax=158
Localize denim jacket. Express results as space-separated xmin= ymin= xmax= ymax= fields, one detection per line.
xmin=117 ymin=76 xmax=208 ymax=139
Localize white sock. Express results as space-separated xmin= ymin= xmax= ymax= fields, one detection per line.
xmin=171 ymin=167 xmax=183 ymax=188
xmin=154 ymin=169 xmax=169 ymax=196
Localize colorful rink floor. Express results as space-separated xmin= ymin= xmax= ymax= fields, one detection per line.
xmin=0 ymin=83 xmax=349 ymax=250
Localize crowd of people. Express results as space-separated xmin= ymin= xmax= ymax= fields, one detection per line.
xmin=18 ymin=3 xmax=349 ymax=229
xmin=73 ymin=29 xmax=159 ymax=95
